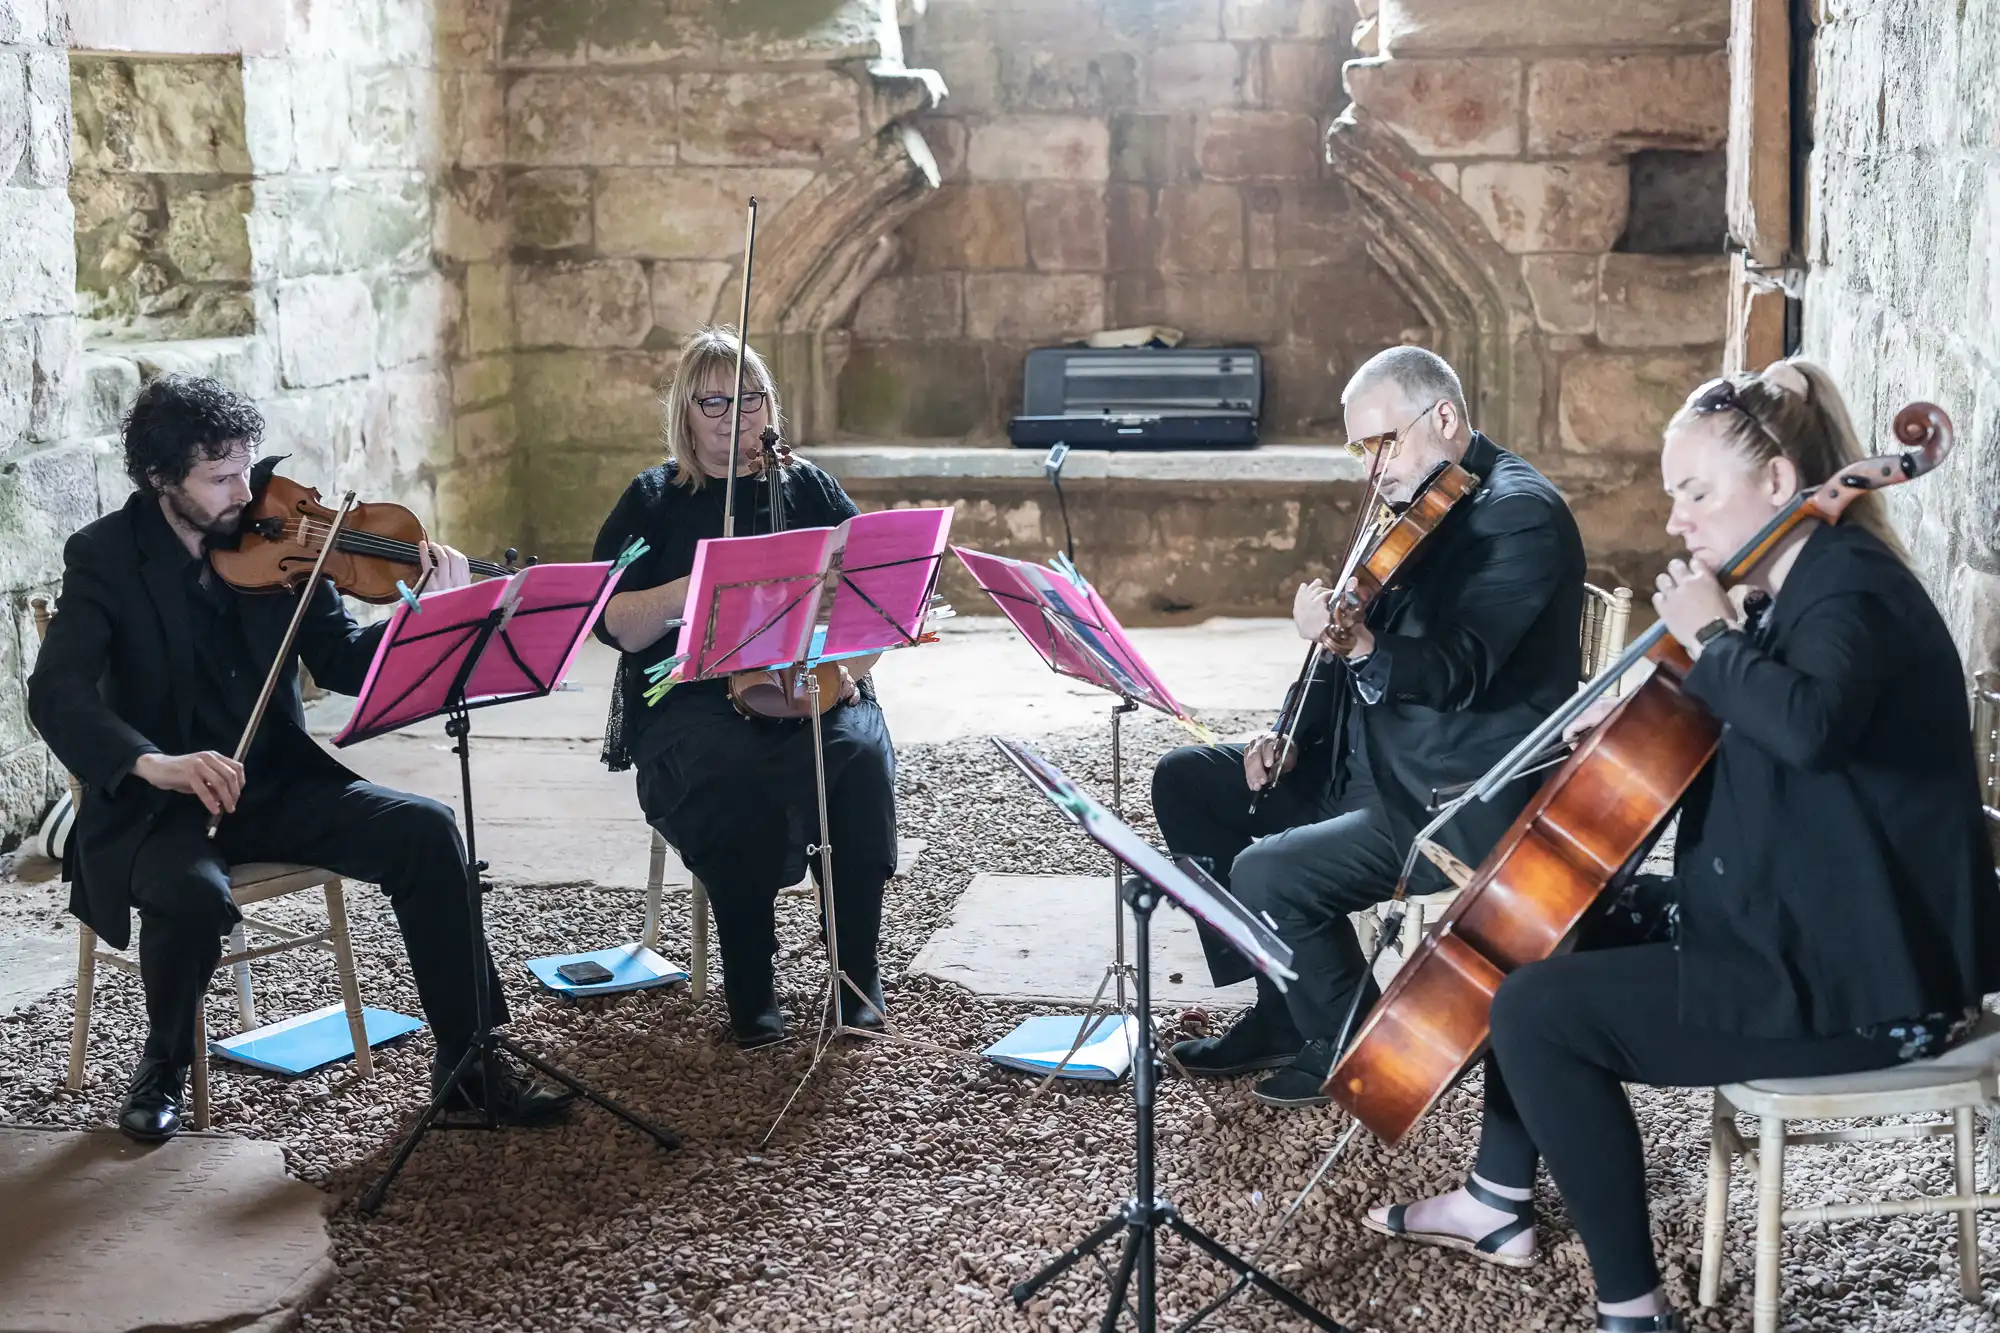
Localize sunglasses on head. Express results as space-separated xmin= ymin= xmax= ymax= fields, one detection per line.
xmin=1685 ymin=377 xmax=1783 ymax=446
xmin=694 ymin=391 xmax=768 ymax=419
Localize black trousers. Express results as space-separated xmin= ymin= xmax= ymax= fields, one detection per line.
xmin=636 ymin=691 xmax=897 ymax=1000
xmin=128 ymin=770 xmax=503 ymax=1067
xmin=1473 ymin=900 xmax=1907 ymax=1302
xmin=1151 ymin=743 xmax=1402 ymax=1042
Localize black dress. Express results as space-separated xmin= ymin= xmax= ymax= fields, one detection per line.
xmin=591 ymin=460 xmax=898 ymax=1018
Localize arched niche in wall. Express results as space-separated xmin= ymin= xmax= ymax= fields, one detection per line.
xmin=1326 ymin=110 xmax=1546 ymax=453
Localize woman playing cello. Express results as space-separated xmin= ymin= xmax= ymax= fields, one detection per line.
xmin=1365 ymin=359 xmax=2000 ymax=1330
xmin=592 ymin=327 xmax=898 ymax=1048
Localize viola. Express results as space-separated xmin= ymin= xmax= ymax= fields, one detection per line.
xmin=1253 ymin=455 xmax=1480 ymax=812
xmin=212 ymin=464 xmax=518 ymax=603
xmin=1326 ymin=402 xmax=1957 ymax=1145
xmin=725 ymin=427 xmax=847 ymax=720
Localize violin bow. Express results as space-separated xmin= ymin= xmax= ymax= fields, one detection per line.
xmin=721 ymin=197 xmax=760 ymax=538
xmin=207 ymin=491 xmax=358 ymax=838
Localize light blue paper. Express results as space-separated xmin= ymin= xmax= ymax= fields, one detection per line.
xmin=525 ymin=942 xmax=689 ymax=997
xmin=208 ymin=1003 xmax=424 ymax=1075
xmin=983 ymin=1013 xmax=1139 ymax=1082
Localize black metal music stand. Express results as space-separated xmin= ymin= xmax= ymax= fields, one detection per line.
xmin=345 ymin=563 xmax=680 ymax=1215
xmin=994 ymin=739 xmax=1346 ymax=1333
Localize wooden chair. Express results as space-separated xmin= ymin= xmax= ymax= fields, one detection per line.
xmin=1358 ymin=583 xmax=1635 ymax=973
xmin=643 ymin=828 xmax=811 ymax=1005
xmin=1699 ymin=1013 xmax=2000 ymax=1333
xmin=29 ymin=596 xmax=374 ymax=1130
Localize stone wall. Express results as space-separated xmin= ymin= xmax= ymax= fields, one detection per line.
xmin=848 ymin=0 xmax=1430 ymax=443
xmin=1337 ymin=0 xmax=1733 ymax=585
xmin=1796 ymin=0 xmax=2000 ymax=673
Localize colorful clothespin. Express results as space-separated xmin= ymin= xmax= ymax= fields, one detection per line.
xmin=615 ymin=537 xmax=651 ymax=570
xmin=395 ymin=580 xmax=423 ymax=613
xmin=642 ymin=654 xmax=685 ymax=707
xmin=1052 ymin=786 xmax=1094 ymax=820
xmin=1174 ymin=712 xmax=1217 ymax=745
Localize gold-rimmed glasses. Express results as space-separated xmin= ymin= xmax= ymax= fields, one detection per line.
xmin=1343 ymin=400 xmax=1442 ymax=460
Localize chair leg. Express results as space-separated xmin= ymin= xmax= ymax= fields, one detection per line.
xmin=1699 ymin=1093 xmax=1734 ymax=1307
xmin=190 ymin=1004 xmax=211 ymax=1131
xmin=324 ymin=880 xmax=373 ymax=1080
xmin=229 ymin=923 xmax=255 ymax=1031
xmin=643 ymin=831 xmax=666 ymax=953
xmin=1754 ymin=1114 xmax=1785 ymax=1333
xmin=1955 ymin=1105 xmax=1981 ymax=1301
xmin=690 ymin=874 xmax=710 ymax=1004
xmin=1352 ymin=906 xmax=1380 ymax=962
xmin=67 ymin=926 xmax=98 ymax=1092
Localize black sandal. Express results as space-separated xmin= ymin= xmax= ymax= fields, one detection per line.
xmin=1362 ymin=1177 xmax=1537 ymax=1269
xmin=1596 ymin=1313 xmax=1682 ymax=1331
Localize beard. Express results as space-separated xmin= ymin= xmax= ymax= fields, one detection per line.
xmin=162 ymin=486 xmax=246 ymax=546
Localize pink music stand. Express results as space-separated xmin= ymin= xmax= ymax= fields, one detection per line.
xmin=340 ymin=559 xmax=680 ymax=1215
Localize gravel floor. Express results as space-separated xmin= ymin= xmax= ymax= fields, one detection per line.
xmin=3 ymin=711 xmax=1997 ymax=1333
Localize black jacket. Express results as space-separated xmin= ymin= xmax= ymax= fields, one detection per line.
xmin=1673 ymin=521 xmax=2000 ymax=1037
xmin=1293 ymin=431 xmax=1586 ymax=875
xmin=27 ymin=492 xmax=383 ymax=949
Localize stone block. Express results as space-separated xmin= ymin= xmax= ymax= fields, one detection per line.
xmin=0 ymin=54 xmax=26 ymax=187
xmin=503 ymin=0 xmax=594 ymax=64
xmin=1526 ymin=54 xmax=1729 ymax=155
xmin=507 ymin=72 xmax=677 ymax=167
xmin=0 ymin=444 xmax=102 ymax=592
xmin=703 ymin=0 xmax=890 ymax=64
xmin=1106 ymin=270 xmax=1286 ymax=342
xmin=997 ymin=49 xmax=1141 ymax=114
xmin=70 ymin=56 xmax=250 ymax=175
xmin=1195 ymin=110 xmax=1322 ymax=181
xmin=837 ymin=341 xmax=991 ymax=437
xmin=1558 ymin=349 xmax=1717 ymax=455
xmin=594 ymin=167 xmax=818 ymax=258
xmin=373 ymin=271 xmax=461 ymax=368
xmin=1105 ymin=0 xmax=1222 ymax=42
xmin=925 ymin=44 xmax=1002 ymax=115
xmin=454 ymin=402 xmax=517 ymax=465
xmin=513 ymin=349 xmax=668 ymax=445
xmin=20 ymin=49 xmax=70 ymax=189
xmin=161 ymin=181 xmax=253 ymax=283
xmin=1109 ymin=112 xmax=1200 ymax=184
xmin=1222 ymin=0 xmax=1345 ymax=38
xmin=240 ymin=58 xmax=293 ymax=175
xmin=1520 ymin=254 xmax=1600 ymax=335
xmin=1248 ymin=180 xmax=1363 ymax=269
xmin=0 ymin=187 xmax=75 ymax=319
xmin=349 ymin=66 xmax=442 ymax=171
xmin=1626 ymin=149 xmax=1727 ymax=254
xmin=508 ymin=169 xmax=594 ymax=251
xmin=1156 ymin=183 xmax=1244 ymax=272
xmin=448 ymin=73 xmax=506 ymax=170
xmin=924 ymin=118 xmax=968 ymax=182
xmin=0 ymin=0 xmax=49 ymax=44
xmin=904 ymin=183 xmax=1030 ymax=271
xmin=1343 ymin=57 xmax=1522 ymax=157
xmin=1379 ymin=0 xmax=1729 ymax=54
xmin=28 ymin=315 xmax=76 ymax=444
xmin=0 ymin=320 xmax=30 ymax=447
xmin=77 ymin=352 xmax=140 ymax=444
xmin=465 ymin=261 xmax=512 ymax=355
xmin=279 ymin=174 xmax=432 ymax=278
xmin=515 ymin=260 xmax=653 ymax=350
xmin=1263 ymin=42 xmax=1345 ymax=111
xmin=1025 ymin=183 xmax=1109 ymax=271
xmin=452 ymin=356 xmax=513 ymax=410
xmin=262 ymin=383 xmax=367 ymax=493
xmin=290 ymin=61 xmax=353 ymax=173
xmin=435 ymin=167 xmax=508 ymax=264
xmin=647 ymin=260 xmax=732 ymax=336
xmin=127 ymin=337 xmax=276 ymax=399
xmin=966 ymin=117 xmax=1110 ymax=181
xmin=850 ymin=272 xmax=964 ymax=342
xmin=1145 ymin=43 xmax=1247 ymax=111
xmin=276 ymin=274 xmax=378 ymax=389
xmin=1596 ymin=254 xmax=1727 ymax=348
xmin=1459 ymin=160 xmax=1628 ymax=254
xmin=363 ymin=367 xmax=452 ymax=478
xmin=1106 ymin=184 xmax=1158 ymax=271
xmin=964 ymin=273 xmax=1104 ymax=342
xmin=1287 ymin=264 xmax=1422 ymax=346
xmin=437 ymin=0 xmax=506 ymax=67
xmin=679 ymin=70 xmax=865 ymax=165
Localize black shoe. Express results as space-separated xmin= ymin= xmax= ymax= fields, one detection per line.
xmin=838 ymin=972 xmax=887 ymax=1034
xmin=118 ymin=1056 xmax=188 ymax=1143
xmin=1170 ymin=999 xmax=1303 ymax=1077
xmin=1597 ymin=1312 xmax=1683 ymax=1331
xmin=1251 ymin=1039 xmax=1338 ymax=1108
xmin=433 ymin=1049 xmax=574 ymax=1125
xmin=725 ymin=985 xmax=787 ymax=1048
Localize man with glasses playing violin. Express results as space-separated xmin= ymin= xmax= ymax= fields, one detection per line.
xmin=29 ymin=374 xmax=573 ymax=1142
xmin=1153 ymin=346 xmax=1585 ymax=1106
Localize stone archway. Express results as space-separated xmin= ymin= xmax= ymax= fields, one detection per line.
xmin=1325 ymin=108 xmax=1547 ymax=451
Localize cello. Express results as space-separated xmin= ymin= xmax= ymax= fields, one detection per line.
xmin=1326 ymin=401 xmax=1957 ymax=1144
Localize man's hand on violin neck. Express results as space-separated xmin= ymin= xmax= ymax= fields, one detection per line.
xmin=417 ymin=540 xmax=472 ymax=592
xmin=134 ymin=751 xmax=245 ymax=816
xmin=1243 ymin=733 xmax=1301 ymax=790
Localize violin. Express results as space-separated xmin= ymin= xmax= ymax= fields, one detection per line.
xmin=212 ymin=461 xmax=519 ymax=602
xmin=1252 ymin=454 xmax=1479 ymax=812
xmin=725 ymin=427 xmax=847 ymax=721
xmin=1326 ymin=402 xmax=1957 ymax=1145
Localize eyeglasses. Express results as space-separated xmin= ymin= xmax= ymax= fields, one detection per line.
xmin=694 ymin=391 xmax=768 ymax=419
xmin=1685 ymin=377 xmax=1782 ymax=447
xmin=1343 ymin=401 xmax=1441 ymax=460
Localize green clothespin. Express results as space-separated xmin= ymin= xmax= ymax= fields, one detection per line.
xmin=642 ymin=654 xmax=685 ymax=706
xmin=395 ymin=580 xmax=422 ymax=613
xmin=1053 ymin=787 xmax=1093 ymax=819
xmin=615 ymin=537 xmax=650 ymax=570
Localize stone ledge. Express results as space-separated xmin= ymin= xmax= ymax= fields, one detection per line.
xmin=805 ymin=442 xmax=1365 ymax=485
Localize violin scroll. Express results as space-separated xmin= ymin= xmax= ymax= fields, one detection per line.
xmin=1891 ymin=402 xmax=1954 ymax=479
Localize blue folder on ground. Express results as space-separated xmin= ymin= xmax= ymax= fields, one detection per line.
xmin=525 ymin=943 xmax=689 ymax=997
xmin=983 ymin=1013 xmax=1140 ymax=1082
xmin=208 ymin=1003 xmax=424 ymax=1075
